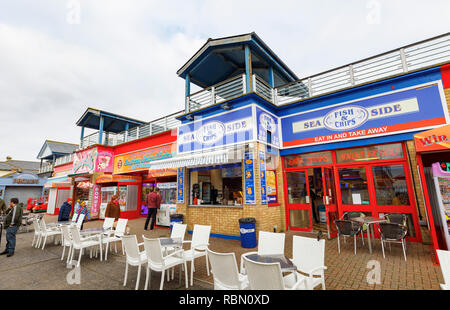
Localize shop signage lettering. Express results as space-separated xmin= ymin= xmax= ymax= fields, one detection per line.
xmin=13 ymin=178 xmax=39 ymax=184
xmin=285 ymin=152 xmax=332 ymax=168
xmin=337 ymin=144 xmax=403 ymax=163
xmin=283 ymin=83 xmax=447 ymax=148
xmin=419 ymin=135 xmax=449 ymax=147
xmin=114 ymin=144 xmax=176 ymax=174
xmin=259 ymin=113 xmax=277 ymax=133
xmin=257 ymin=108 xmax=281 ymax=148
xmin=91 ymin=185 xmax=101 ymax=218
xmin=181 ymin=119 xmax=251 ymax=145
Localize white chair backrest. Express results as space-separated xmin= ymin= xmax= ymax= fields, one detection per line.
xmin=39 ymin=218 xmax=47 ymax=231
xmin=257 ymin=231 xmax=285 ymax=256
xmin=143 ymin=236 xmax=164 ymax=265
xmin=33 ymin=219 xmax=41 ymax=233
xmin=122 ymin=235 xmax=140 ymax=260
xmin=76 ymin=214 xmax=85 ymax=230
xmin=115 ymin=218 xmax=128 ymax=236
xmin=243 ymin=256 xmax=284 ymax=290
xmin=103 ymin=217 xmax=115 ymax=230
xmin=191 ymin=224 xmax=211 ymax=250
xmin=61 ymin=225 xmax=72 ymax=242
xmin=292 ymin=235 xmax=325 ymax=275
xmin=170 ymin=223 xmax=187 ymax=241
xmin=207 ymin=249 xmax=240 ymax=289
xmin=69 ymin=225 xmax=82 ymax=246
xmin=437 ymin=250 xmax=450 ymax=287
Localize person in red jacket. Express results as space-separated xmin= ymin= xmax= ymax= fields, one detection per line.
xmin=144 ymin=187 xmax=161 ymax=230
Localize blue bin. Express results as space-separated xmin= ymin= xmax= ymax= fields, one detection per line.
xmin=239 ymin=218 xmax=257 ymax=248
xmin=170 ymin=214 xmax=183 ymax=233
xmin=318 ymin=205 xmax=327 ymax=223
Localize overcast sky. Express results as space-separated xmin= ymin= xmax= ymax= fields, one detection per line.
xmin=0 ymin=0 xmax=449 ymax=161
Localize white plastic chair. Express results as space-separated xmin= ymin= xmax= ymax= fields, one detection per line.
xmin=31 ymin=218 xmax=42 ymax=248
xmin=182 ymin=224 xmax=211 ymax=286
xmin=69 ymin=225 xmax=102 ymax=267
xmin=243 ymin=256 xmax=307 ymax=290
xmin=437 ymin=250 xmax=450 ymax=290
xmin=103 ymin=218 xmax=128 ymax=260
xmin=290 ymin=235 xmax=327 ymax=290
xmin=103 ymin=217 xmax=115 ymax=230
xmin=122 ymin=235 xmax=147 ymax=290
xmin=143 ymin=236 xmax=188 ymax=290
xmin=60 ymin=224 xmax=74 ymax=263
xmin=207 ymin=249 xmax=249 ymax=290
xmin=39 ymin=218 xmax=62 ymax=250
xmin=240 ymin=231 xmax=286 ymax=274
xmin=76 ymin=213 xmax=85 ymax=230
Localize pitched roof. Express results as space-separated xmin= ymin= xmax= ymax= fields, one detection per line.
xmin=0 ymin=160 xmax=41 ymax=172
xmin=37 ymin=140 xmax=79 ymax=159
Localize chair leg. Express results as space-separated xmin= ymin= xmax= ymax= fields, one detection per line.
xmin=136 ymin=265 xmax=141 ymax=290
xmin=145 ymin=267 xmax=149 ymax=290
xmin=381 ymin=240 xmax=386 ymax=259
xmin=337 ymin=235 xmax=341 ymax=254
xmin=354 ymin=235 xmax=356 ymax=255
xmin=42 ymin=235 xmax=47 ymax=250
xmin=190 ymin=260 xmax=194 ymax=286
xmin=61 ymin=245 xmax=66 ymax=260
xmin=184 ymin=261 xmax=188 ymax=288
xmin=31 ymin=235 xmax=36 ymax=247
xmin=105 ymin=242 xmax=109 ymax=261
xmin=402 ymin=239 xmax=407 ymax=261
xmin=123 ymin=263 xmax=128 ymax=286
xmin=160 ymin=269 xmax=165 ymax=290
xmin=77 ymin=249 xmax=82 ymax=267
xmin=206 ymin=253 xmax=210 ymax=276
xmin=361 ymin=231 xmax=365 ymax=245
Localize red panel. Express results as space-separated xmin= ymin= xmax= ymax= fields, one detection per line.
xmin=114 ymin=129 xmax=177 ymax=155
xmin=441 ymin=64 xmax=450 ymax=89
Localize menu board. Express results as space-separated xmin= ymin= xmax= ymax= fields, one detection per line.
xmin=259 ymin=151 xmax=267 ymax=204
xmin=177 ymin=167 xmax=184 ymax=203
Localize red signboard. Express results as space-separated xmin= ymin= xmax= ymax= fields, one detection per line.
xmin=414 ymin=124 xmax=450 ymax=153
xmin=336 ymin=143 xmax=403 ymax=163
xmin=284 ymin=151 xmax=333 ymax=168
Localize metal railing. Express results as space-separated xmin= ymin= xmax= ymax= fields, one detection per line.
xmin=79 ymin=111 xmax=183 ymax=149
xmin=54 ymin=153 xmax=74 ymax=166
xmin=38 ymin=163 xmax=54 ymax=174
xmin=276 ymin=32 xmax=450 ymax=105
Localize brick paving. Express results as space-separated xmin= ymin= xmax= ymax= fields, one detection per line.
xmin=0 ymin=214 xmax=444 ymax=290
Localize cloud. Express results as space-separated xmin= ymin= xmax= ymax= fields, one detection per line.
xmin=0 ymin=0 xmax=449 ymax=161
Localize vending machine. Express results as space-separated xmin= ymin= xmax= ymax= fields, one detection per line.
xmin=432 ymin=162 xmax=450 ymax=249
xmin=100 ymin=186 xmax=117 ymax=219
xmin=156 ymin=182 xmax=177 ymax=227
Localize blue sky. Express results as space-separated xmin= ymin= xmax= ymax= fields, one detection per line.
xmin=0 ymin=0 xmax=449 ymax=161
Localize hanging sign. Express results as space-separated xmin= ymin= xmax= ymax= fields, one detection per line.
xmin=177 ymin=167 xmax=184 ymax=203
xmin=244 ymin=151 xmax=255 ymax=205
xmin=259 ymin=151 xmax=267 ymax=204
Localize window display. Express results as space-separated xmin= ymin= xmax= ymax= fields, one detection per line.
xmin=100 ymin=186 xmax=117 ymax=219
xmin=141 ymin=182 xmax=155 ymax=215
xmin=189 ymin=164 xmax=243 ymax=206
xmin=372 ymin=165 xmax=410 ymax=206
xmin=339 ymin=167 xmax=370 ymax=205
xmin=156 ymin=182 xmax=177 ymax=226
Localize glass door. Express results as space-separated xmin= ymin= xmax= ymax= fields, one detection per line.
xmin=285 ymin=169 xmax=313 ymax=231
xmin=323 ymin=167 xmax=338 ymax=238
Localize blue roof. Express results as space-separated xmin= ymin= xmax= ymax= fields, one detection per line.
xmin=177 ymin=32 xmax=299 ymax=88
xmin=76 ymin=108 xmax=146 ymax=133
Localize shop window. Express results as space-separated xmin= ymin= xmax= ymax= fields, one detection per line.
xmin=286 ymin=171 xmax=307 ymax=204
xmin=189 ymin=164 xmax=243 ymax=206
xmin=379 ymin=212 xmax=416 ymax=237
xmin=118 ymin=185 xmax=138 ymax=212
xmin=338 ymin=167 xmax=370 ymax=205
xmin=266 ymin=170 xmax=278 ymax=204
xmin=336 ymin=143 xmax=404 ymax=164
xmin=284 ymin=151 xmax=332 ymax=168
xmin=372 ymin=165 xmax=410 ymax=206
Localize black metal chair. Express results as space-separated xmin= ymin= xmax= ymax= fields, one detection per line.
xmin=378 ymin=222 xmax=408 ymax=261
xmin=335 ymin=220 xmax=363 ymax=255
xmin=385 ymin=213 xmax=407 ymax=226
xmin=342 ymin=211 xmax=366 ymax=245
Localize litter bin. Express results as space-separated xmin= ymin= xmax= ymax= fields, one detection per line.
xmin=318 ymin=205 xmax=327 ymax=223
xmin=170 ymin=214 xmax=184 ymax=232
xmin=238 ymin=217 xmax=257 ymax=248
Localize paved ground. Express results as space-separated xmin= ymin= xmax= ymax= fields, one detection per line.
xmin=0 ymin=215 xmax=444 ymax=290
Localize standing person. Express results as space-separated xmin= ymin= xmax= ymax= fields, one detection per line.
xmin=0 ymin=197 xmax=6 ymax=215
xmin=76 ymin=201 xmax=90 ymax=230
xmin=105 ymin=195 xmax=121 ymax=221
xmin=57 ymin=198 xmax=73 ymax=222
xmin=1 ymin=198 xmax=23 ymax=257
xmin=144 ymin=187 xmax=159 ymax=231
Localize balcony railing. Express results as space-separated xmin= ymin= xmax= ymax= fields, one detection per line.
xmin=185 ymin=33 xmax=450 ymax=111
xmin=54 ymin=153 xmax=74 ymax=166
xmin=38 ymin=163 xmax=54 ymax=174
xmin=79 ymin=111 xmax=183 ymax=149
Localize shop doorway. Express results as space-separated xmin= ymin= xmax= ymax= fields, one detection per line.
xmin=285 ymin=167 xmax=338 ymax=237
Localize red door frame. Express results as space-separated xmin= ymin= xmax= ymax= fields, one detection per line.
xmin=282 ymin=142 xmax=422 ymax=242
xmin=322 ymin=167 xmax=338 ymax=238
xmin=116 ymin=181 xmax=142 ymax=220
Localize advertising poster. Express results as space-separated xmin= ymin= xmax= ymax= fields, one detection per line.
xmin=114 ymin=144 xmax=176 ymax=174
xmin=91 ymin=185 xmax=101 ymax=218
xmin=259 ymin=151 xmax=267 ymax=204
xmin=177 ymin=167 xmax=184 ymax=203
xmin=266 ymin=170 xmax=277 ymax=204
xmin=244 ymin=151 xmax=255 ymax=205
xmin=256 ymin=107 xmax=281 ymax=148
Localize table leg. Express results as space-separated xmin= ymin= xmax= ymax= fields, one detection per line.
xmin=367 ymin=224 xmax=373 ymax=254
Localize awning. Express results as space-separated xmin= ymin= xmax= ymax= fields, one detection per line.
xmin=147 ymin=148 xmax=242 ymax=170
xmin=414 ymin=124 xmax=450 ymax=153
xmin=44 ymin=176 xmax=72 ymax=188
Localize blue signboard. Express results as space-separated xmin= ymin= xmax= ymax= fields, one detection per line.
xmin=244 ymin=151 xmax=255 ymax=205
xmin=256 ymin=107 xmax=280 ymax=148
xmin=178 ymin=107 xmax=253 ymax=153
xmin=281 ymin=83 xmax=448 ymax=148
xmin=177 ymin=167 xmax=184 ymax=203
xmin=259 ymin=151 xmax=267 ymax=204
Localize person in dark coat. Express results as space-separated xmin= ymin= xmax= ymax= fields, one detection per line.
xmin=144 ymin=187 xmax=161 ymax=230
xmin=58 ymin=198 xmax=72 ymax=222
xmin=1 ymin=198 xmax=23 ymax=257
xmin=0 ymin=197 xmax=6 ymax=215
xmin=105 ymin=195 xmax=121 ymax=221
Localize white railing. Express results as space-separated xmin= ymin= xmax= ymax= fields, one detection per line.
xmin=187 ymin=74 xmax=246 ymax=112
xmin=55 ymin=153 xmax=74 ymax=166
xmin=276 ymin=32 xmax=450 ymax=105
xmin=39 ymin=163 xmax=54 ymax=174
xmin=79 ymin=111 xmax=183 ymax=149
